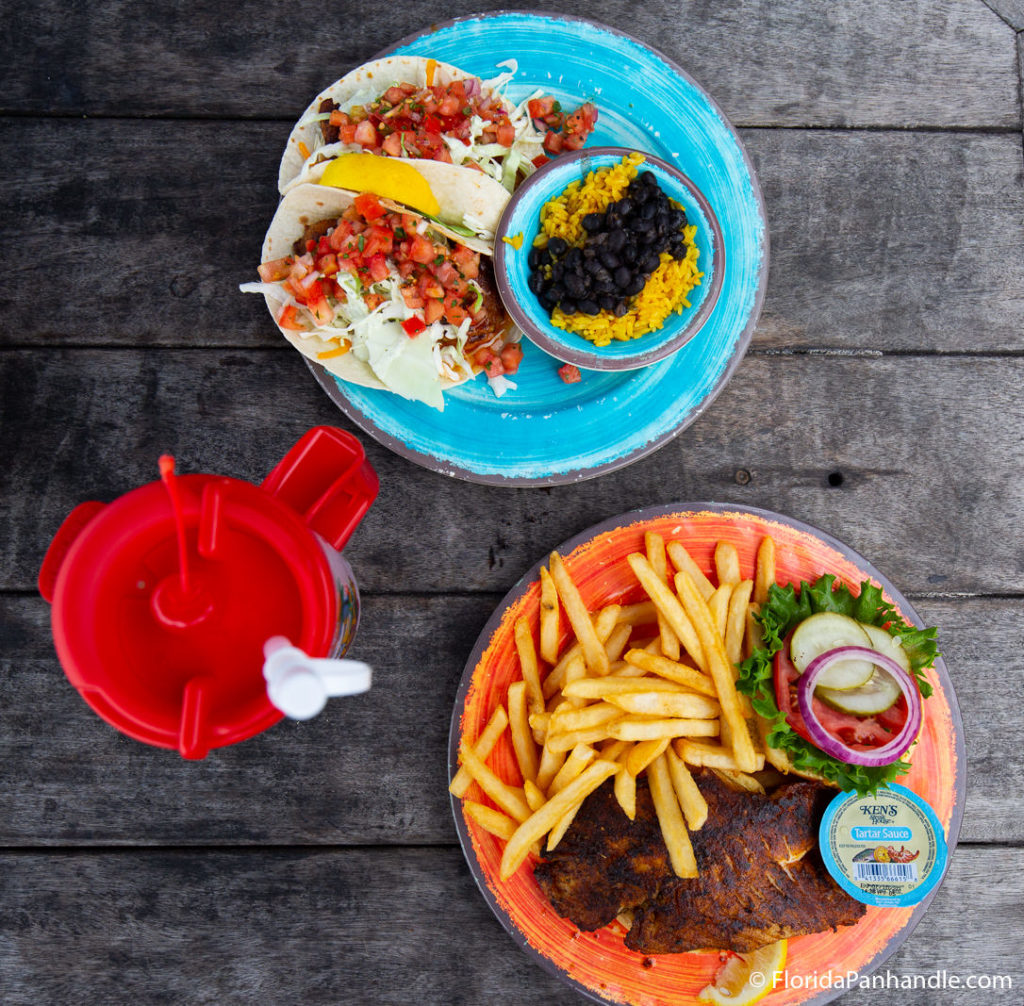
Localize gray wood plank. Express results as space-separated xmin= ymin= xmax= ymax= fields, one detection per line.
xmin=1 ymin=0 xmax=1018 ymax=128
xmin=0 ymin=845 xmax=1019 ymax=1005
xmin=3 ymin=121 xmax=1022 ymax=354
xmin=3 ymin=350 xmax=1023 ymax=596
xmin=0 ymin=594 xmax=1014 ymax=845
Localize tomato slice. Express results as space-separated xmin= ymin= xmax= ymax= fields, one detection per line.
xmin=772 ymin=632 xmax=909 ymax=751
xmin=558 ymin=363 xmax=582 ymax=384
xmin=401 ymin=316 xmax=426 ymax=337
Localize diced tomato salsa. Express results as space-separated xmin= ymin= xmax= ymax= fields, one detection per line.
xmin=323 ymin=80 xmax=597 ymax=170
xmin=256 ymin=192 xmax=522 ymax=378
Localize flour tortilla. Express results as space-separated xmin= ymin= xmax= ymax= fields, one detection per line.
xmin=259 ymin=183 xmax=504 ymax=398
xmin=278 ymin=55 xmax=520 ymax=238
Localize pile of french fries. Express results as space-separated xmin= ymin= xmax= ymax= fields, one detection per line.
xmin=451 ymin=532 xmax=782 ymax=884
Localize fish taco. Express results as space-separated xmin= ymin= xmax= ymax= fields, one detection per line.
xmin=241 ymin=181 xmax=521 ymax=411
xmin=278 ymin=55 xmax=597 ymax=197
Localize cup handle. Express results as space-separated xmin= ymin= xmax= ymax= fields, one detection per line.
xmin=38 ymin=501 xmax=107 ymax=603
xmin=261 ymin=426 xmax=379 ymax=551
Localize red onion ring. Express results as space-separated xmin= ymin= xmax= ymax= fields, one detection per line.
xmin=796 ymin=645 xmax=922 ymax=767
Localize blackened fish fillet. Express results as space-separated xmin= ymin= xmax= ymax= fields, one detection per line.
xmin=534 ymin=771 xmax=866 ymax=953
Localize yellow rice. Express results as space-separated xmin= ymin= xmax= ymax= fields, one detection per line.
xmin=536 ymin=152 xmax=703 ymax=348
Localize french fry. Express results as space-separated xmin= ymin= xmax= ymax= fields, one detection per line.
xmin=675 ymin=738 xmax=765 ymax=772
xmin=458 ymin=738 xmax=531 ymax=822
xmin=711 ymin=768 xmax=766 ymax=794
xmin=535 ymin=741 xmax=567 ymax=792
xmin=464 ymin=800 xmax=519 ymax=841
xmin=603 ymin=622 xmax=634 ymax=665
xmin=754 ymin=536 xmax=777 ymax=606
xmin=665 ymin=541 xmax=715 ymax=601
xmin=564 ymin=675 xmax=695 ymax=699
xmin=514 ymin=618 xmax=545 ymax=726
xmin=507 ymin=681 xmax=539 ymax=784
xmin=561 ymin=651 xmax=587 ymax=708
xmin=539 ymin=565 xmax=560 ymax=665
xmin=549 ymin=701 xmax=623 ymax=735
xmin=449 ymin=705 xmax=509 ymax=798
xmin=499 ymin=759 xmax=619 ymax=880
xmin=714 ymin=542 xmax=741 ymax=585
xmin=709 ymin=584 xmax=732 ymax=640
xmin=548 ymin=551 xmax=609 ymax=676
xmin=626 ymin=553 xmax=707 ymax=670
xmin=528 ymin=710 xmax=551 ymax=738
xmin=674 ymin=570 xmax=758 ymax=772
xmin=622 ymin=649 xmax=717 ymax=697
xmin=547 ymin=800 xmax=584 ymax=851
xmin=607 ymin=717 xmax=720 ymax=741
xmin=648 ymin=752 xmax=698 ymax=878
xmin=547 ymin=724 xmax=624 ymax=753
xmin=666 ymin=745 xmax=708 ymax=830
xmin=616 ymin=600 xmax=659 ymax=626
xmin=625 ymin=737 xmax=670 ymax=776
xmin=605 ymin=691 xmax=721 ymax=719
xmin=646 ymin=532 xmax=681 ymax=660
xmin=548 ymin=742 xmax=597 ymax=796
xmin=725 ymin=580 xmax=754 ymax=668
xmin=599 ymin=739 xmax=630 ymax=762
xmin=523 ymin=779 xmax=547 ymax=812
xmin=543 ymin=606 xmax=620 ymax=698
xmin=614 ymin=758 xmax=637 ymax=820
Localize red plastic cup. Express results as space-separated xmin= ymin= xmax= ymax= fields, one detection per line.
xmin=38 ymin=426 xmax=378 ymax=759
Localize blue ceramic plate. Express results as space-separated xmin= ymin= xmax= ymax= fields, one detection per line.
xmin=307 ymin=12 xmax=768 ymax=486
xmin=493 ymin=148 xmax=724 ymax=372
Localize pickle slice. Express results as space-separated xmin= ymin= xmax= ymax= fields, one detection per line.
xmin=789 ymin=612 xmax=874 ymax=689
xmin=817 ymin=668 xmax=902 ymax=715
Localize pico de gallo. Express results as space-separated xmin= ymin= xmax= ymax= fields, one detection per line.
xmin=241 ymin=192 xmax=521 ymax=410
xmin=737 ymin=573 xmax=938 ymax=794
xmin=304 ymin=66 xmax=597 ymax=192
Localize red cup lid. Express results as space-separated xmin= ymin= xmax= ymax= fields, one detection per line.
xmin=47 ymin=473 xmax=338 ymax=759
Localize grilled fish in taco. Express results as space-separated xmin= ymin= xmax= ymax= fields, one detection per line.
xmin=241 ymin=182 xmax=520 ymax=411
xmin=278 ymin=55 xmax=597 ymax=197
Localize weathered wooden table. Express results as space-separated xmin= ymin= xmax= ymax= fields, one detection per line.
xmin=2 ymin=2 xmax=1022 ymax=1003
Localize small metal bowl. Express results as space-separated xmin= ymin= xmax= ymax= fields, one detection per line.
xmin=494 ymin=147 xmax=724 ymax=372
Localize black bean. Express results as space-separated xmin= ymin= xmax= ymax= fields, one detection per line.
xmin=584 ymin=257 xmax=605 ymax=276
xmin=625 ymin=276 xmax=646 ymax=296
xmin=627 ymin=216 xmax=647 ymax=232
xmin=621 ymin=244 xmax=637 ymax=264
xmin=599 ymin=294 xmax=617 ymax=311
xmin=613 ymin=266 xmax=633 ymax=289
xmin=564 ymin=247 xmax=582 ymax=270
xmin=578 ymin=298 xmax=600 ymax=315
xmin=560 ymin=298 xmax=577 ymax=314
xmin=527 ymin=271 xmax=545 ymax=294
xmin=589 ymin=231 xmax=609 ymax=247
xmin=527 ymin=247 xmax=542 ymax=270
xmin=597 ymin=250 xmax=619 ymax=270
xmin=616 ymin=197 xmax=633 ymax=215
xmin=640 ymin=201 xmax=657 ymax=221
xmin=550 ymin=262 xmax=564 ymax=282
xmin=606 ymin=230 xmax=626 ymax=253
xmin=548 ymin=283 xmax=566 ymax=303
xmin=640 ymin=170 xmax=658 ymax=188
xmin=564 ymin=272 xmax=586 ymax=297
xmin=671 ymin=208 xmax=687 ymax=229
xmin=581 ymin=213 xmax=604 ymax=233
xmin=547 ymin=236 xmax=568 ymax=256
xmin=642 ymin=252 xmax=661 ymax=273
xmin=613 ymin=301 xmax=630 ymax=317
xmin=582 ymin=245 xmax=598 ymax=260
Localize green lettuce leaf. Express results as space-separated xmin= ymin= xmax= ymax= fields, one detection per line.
xmin=737 ymin=575 xmax=939 ymax=794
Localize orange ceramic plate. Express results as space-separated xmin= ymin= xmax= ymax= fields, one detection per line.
xmin=448 ymin=504 xmax=964 ymax=1005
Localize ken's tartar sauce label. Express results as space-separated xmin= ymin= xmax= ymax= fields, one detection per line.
xmin=819 ymin=784 xmax=948 ymax=908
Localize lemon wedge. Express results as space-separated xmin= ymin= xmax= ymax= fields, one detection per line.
xmin=698 ymin=940 xmax=788 ymax=1006
xmin=318 ymin=153 xmax=441 ymax=217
